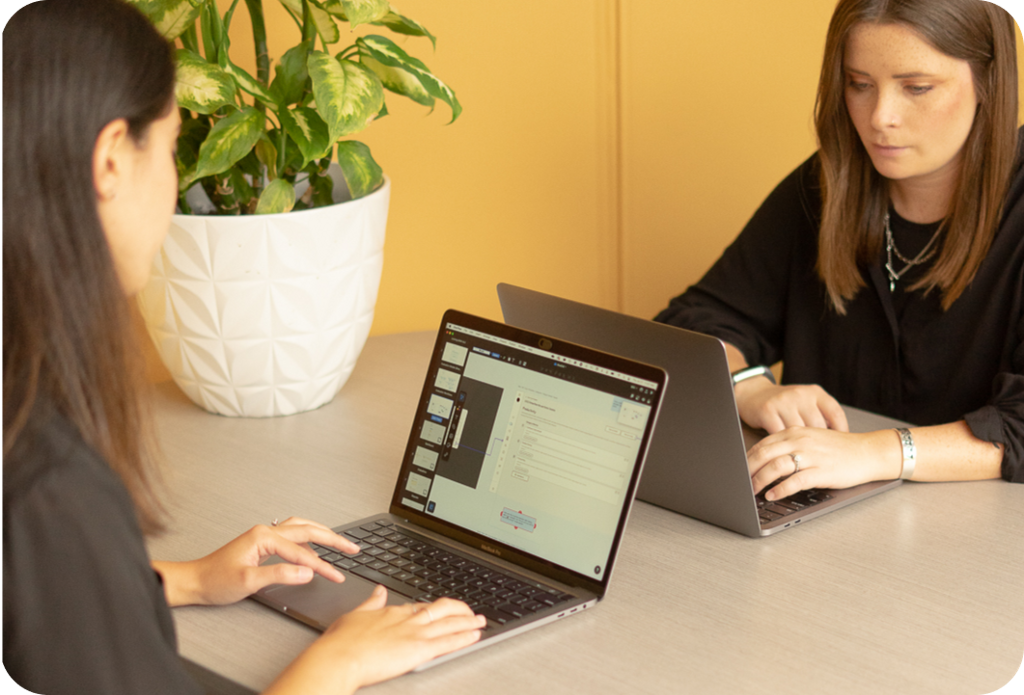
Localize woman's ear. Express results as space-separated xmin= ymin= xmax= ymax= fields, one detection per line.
xmin=92 ymin=118 xmax=131 ymax=202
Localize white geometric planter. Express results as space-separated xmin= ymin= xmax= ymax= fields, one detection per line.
xmin=138 ymin=176 xmax=390 ymax=417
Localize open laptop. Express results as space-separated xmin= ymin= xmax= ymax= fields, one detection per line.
xmin=254 ymin=310 xmax=666 ymax=668
xmin=498 ymin=283 xmax=907 ymax=538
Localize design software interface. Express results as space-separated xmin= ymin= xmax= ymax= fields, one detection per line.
xmin=399 ymin=322 xmax=659 ymax=580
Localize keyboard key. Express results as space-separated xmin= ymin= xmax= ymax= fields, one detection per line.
xmin=477 ymin=605 xmax=516 ymax=625
xmin=348 ymin=565 xmax=426 ymax=599
xmin=495 ymin=603 xmax=527 ymax=619
xmin=333 ymin=558 xmax=358 ymax=570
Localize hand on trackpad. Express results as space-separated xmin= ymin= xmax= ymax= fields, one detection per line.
xmin=263 ymin=573 xmax=408 ymax=629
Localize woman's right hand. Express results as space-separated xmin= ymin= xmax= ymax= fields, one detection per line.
xmin=734 ymin=377 xmax=849 ymax=434
xmin=264 ymin=586 xmax=486 ymax=695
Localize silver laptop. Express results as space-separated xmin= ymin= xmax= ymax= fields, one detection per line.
xmin=254 ymin=310 xmax=666 ymax=668
xmin=498 ymin=283 xmax=907 ymax=538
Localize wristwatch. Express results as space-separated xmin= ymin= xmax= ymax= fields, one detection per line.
xmin=730 ymin=365 xmax=777 ymax=386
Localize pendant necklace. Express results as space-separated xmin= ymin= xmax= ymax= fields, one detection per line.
xmin=883 ymin=212 xmax=943 ymax=292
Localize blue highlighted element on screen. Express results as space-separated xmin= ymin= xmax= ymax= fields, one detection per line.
xmin=500 ymin=507 xmax=537 ymax=533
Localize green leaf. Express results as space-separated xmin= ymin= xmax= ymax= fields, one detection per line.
xmin=200 ymin=1 xmax=226 ymax=64
xmin=255 ymin=178 xmax=296 ymax=214
xmin=175 ymin=49 xmax=237 ymax=115
xmin=176 ymin=114 xmax=211 ymax=171
xmin=373 ymin=10 xmax=436 ymax=49
xmin=307 ymin=51 xmax=384 ymax=142
xmin=178 ymin=161 xmax=198 ymax=193
xmin=361 ymin=55 xmax=432 ymax=107
xmin=288 ymin=0 xmax=341 ymax=45
xmin=126 ymin=0 xmax=201 ymax=40
xmin=335 ymin=140 xmax=383 ymax=199
xmin=193 ymin=107 xmax=265 ymax=181
xmin=235 ymin=147 xmax=264 ymax=180
xmin=278 ymin=106 xmax=331 ymax=169
xmin=271 ymin=40 xmax=313 ymax=106
xmin=223 ymin=60 xmax=279 ymax=108
xmin=355 ymin=35 xmax=460 ymax=122
xmin=338 ymin=0 xmax=388 ymax=27
xmin=255 ymin=136 xmax=278 ymax=180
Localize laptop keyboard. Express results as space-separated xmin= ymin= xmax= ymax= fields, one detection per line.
xmin=311 ymin=519 xmax=574 ymax=627
xmin=756 ymin=488 xmax=834 ymax=525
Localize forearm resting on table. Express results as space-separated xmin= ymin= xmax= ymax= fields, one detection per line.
xmin=721 ymin=342 xmax=1003 ymax=482
xmin=905 ymin=421 xmax=1003 ymax=482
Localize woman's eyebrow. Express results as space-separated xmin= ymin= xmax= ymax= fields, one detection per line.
xmin=846 ymin=66 xmax=936 ymax=79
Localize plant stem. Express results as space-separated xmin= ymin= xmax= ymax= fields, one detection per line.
xmin=278 ymin=128 xmax=287 ymax=177
xmin=243 ymin=0 xmax=270 ymax=86
xmin=181 ymin=24 xmax=200 ymax=54
xmin=301 ymin=0 xmax=317 ymax=44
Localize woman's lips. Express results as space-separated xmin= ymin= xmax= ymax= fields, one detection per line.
xmin=872 ymin=143 xmax=908 ymax=156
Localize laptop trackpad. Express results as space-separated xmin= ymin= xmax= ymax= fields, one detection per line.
xmin=263 ymin=573 xmax=409 ymax=629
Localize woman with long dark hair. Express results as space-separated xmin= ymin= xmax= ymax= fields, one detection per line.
xmin=2 ymin=1 xmax=483 ymax=692
xmin=656 ymin=0 xmax=1023 ymax=496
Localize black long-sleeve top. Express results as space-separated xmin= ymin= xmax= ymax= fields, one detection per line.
xmin=2 ymin=400 xmax=203 ymax=694
xmin=655 ymin=152 xmax=1024 ymax=483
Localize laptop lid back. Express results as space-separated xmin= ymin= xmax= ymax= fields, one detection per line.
xmin=497 ymin=284 xmax=763 ymax=537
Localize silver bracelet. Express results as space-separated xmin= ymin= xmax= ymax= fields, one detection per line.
xmin=893 ymin=427 xmax=916 ymax=480
xmin=731 ymin=365 xmax=776 ymax=386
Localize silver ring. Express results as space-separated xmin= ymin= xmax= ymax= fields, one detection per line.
xmin=425 ymin=607 xmax=435 ymax=623
xmin=790 ymin=453 xmax=802 ymax=473
xmin=272 ymin=518 xmax=279 ymax=527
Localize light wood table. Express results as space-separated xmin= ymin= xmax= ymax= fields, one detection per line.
xmin=148 ymin=332 xmax=1024 ymax=695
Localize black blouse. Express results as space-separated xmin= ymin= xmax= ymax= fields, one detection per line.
xmin=655 ymin=151 xmax=1024 ymax=483
xmin=2 ymin=401 xmax=202 ymax=694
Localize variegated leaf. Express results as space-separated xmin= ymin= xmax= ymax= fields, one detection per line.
xmin=374 ymin=10 xmax=436 ymax=49
xmin=126 ymin=0 xmax=200 ymax=40
xmin=279 ymin=106 xmax=331 ymax=169
xmin=361 ymin=55 xmax=432 ymax=107
xmin=193 ymin=107 xmax=265 ymax=181
xmin=307 ymin=51 xmax=384 ymax=142
xmin=285 ymin=0 xmax=341 ymax=45
xmin=336 ymin=140 xmax=383 ymax=199
xmin=223 ymin=60 xmax=279 ymax=107
xmin=338 ymin=0 xmax=388 ymax=27
xmin=255 ymin=178 xmax=296 ymax=214
xmin=355 ymin=35 xmax=460 ymax=122
xmin=175 ymin=49 xmax=237 ymax=115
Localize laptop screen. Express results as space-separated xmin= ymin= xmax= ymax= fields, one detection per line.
xmin=393 ymin=312 xmax=664 ymax=583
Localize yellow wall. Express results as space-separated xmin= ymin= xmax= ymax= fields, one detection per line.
xmin=221 ymin=0 xmax=1024 ymax=335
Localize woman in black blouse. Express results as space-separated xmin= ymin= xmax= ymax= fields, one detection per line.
xmin=656 ymin=0 xmax=1023 ymax=494
xmin=2 ymin=1 xmax=484 ymax=693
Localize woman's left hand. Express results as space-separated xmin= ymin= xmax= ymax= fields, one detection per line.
xmin=747 ymin=427 xmax=902 ymax=501
xmin=154 ymin=517 xmax=360 ymax=607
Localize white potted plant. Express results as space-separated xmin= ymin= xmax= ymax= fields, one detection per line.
xmin=131 ymin=0 xmax=460 ymax=417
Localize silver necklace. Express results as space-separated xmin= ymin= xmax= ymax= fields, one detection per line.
xmin=883 ymin=212 xmax=942 ymax=292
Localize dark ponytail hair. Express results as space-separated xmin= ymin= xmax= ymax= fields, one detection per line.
xmin=3 ymin=0 xmax=176 ymax=533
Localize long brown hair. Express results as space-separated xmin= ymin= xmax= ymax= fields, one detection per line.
xmin=3 ymin=0 xmax=176 ymax=533
xmin=815 ymin=0 xmax=1018 ymax=313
